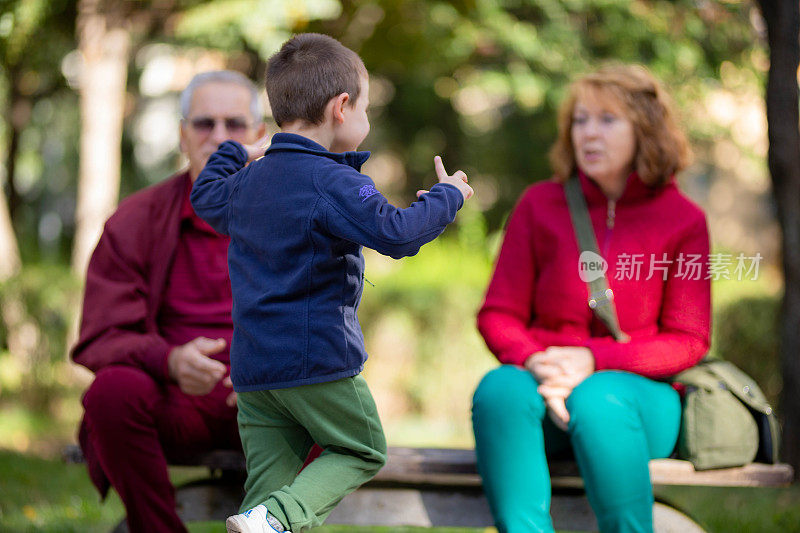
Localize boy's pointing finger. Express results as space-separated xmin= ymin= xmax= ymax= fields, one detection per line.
xmin=434 ymin=155 xmax=447 ymax=180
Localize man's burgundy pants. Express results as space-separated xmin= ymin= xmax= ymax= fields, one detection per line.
xmin=80 ymin=366 xmax=240 ymax=533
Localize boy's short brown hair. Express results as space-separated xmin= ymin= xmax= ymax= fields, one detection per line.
xmin=266 ymin=33 xmax=367 ymax=127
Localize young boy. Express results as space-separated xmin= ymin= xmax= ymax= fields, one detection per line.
xmin=191 ymin=33 xmax=473 ymax=533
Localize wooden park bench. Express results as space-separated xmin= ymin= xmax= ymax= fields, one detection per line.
xmin=64 ymin=444 xmax=793 ymax=532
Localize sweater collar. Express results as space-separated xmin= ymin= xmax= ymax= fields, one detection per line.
xmin=178 ymin=170 xmax=194 ymax=221
xmin=265 ymin=132 xmax=371 ymax=172
xmin=179 ymin=170 xmax=220 ymax=234
xmin=577 ymin=169 xmax=670 ymax=205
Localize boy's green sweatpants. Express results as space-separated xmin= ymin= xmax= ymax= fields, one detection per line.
xmin=236 ymin=374 xmax=387 ymax=533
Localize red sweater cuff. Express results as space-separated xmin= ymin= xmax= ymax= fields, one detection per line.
xmin=138 ymin=337 xmax=173 ymax=381
xmin=498 ymin=339 xmax=547 ymax=367
xmin=585 ymin=337 xmax=614 ymax=371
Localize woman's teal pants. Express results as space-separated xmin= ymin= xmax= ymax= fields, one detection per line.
xmin=472 ymin=366 xmax=681 ymax=533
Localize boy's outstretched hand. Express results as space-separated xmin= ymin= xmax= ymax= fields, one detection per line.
xmin=242 ymin=134 xmax=271 ymax=163
xmin=417 ymin=156 xmax=474 ymax=202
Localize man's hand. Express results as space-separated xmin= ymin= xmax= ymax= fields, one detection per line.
xmin=167 ymin=337 xmax=227 ymax=395
xmin=242 ymin=134 xmax=270 ymax=163
xmin=416 ymin=156 xmax=474 ymax=201
xmin=223 ymin=375 xmax=237 ymax=407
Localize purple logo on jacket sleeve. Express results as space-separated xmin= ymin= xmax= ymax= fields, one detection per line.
xmin=359 ymin=184 xmax=379 ymax=202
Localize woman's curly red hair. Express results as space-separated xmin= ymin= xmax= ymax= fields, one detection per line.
xmin=549 ymin=64 xmax=691 ymax=186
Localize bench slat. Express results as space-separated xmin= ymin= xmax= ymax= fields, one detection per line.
xmin=376 ymin=447 xmax=794 ymax=488
xmin=63 ymin=444 xmax=794 ymax=487
xmin=649 ymin=458 xmax=795 ymax=487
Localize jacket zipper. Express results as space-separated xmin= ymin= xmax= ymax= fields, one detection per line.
xmin=603 ymin=199 xmax=615 ymax=257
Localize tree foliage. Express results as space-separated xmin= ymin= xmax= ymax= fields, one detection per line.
xmin=309 ymin=0 xmax=761 ymax=225
xmin=0 ymin=0 xmax=766 ymax=255
xmin=0 ymin=0 xmax=76 ymax=253
xmin=123 ymin=0 xmax=763 ymax=227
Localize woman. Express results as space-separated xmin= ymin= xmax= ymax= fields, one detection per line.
xmin=472 ymin=65 xmax=710 ymax=533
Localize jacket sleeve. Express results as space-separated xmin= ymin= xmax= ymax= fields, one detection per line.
xmin=587 ymin=215 xmax=711 ymax=378
xmin=476 ymin=190 xmax=546 ymax=366
xmin=70 ymin=215 xmax=172 ymax=380
xmin=316 ymin=164 xmax=464 ymax=259
xmin=190 ymin=140 xmax=249 ymax=235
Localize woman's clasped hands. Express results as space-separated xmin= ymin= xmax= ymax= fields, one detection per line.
xmin=525 ymin=346 xmax=595 ymax=431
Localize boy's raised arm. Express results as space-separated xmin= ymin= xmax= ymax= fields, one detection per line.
xmin=190 ymin=140 xmax=251 ymax=235
xmin=317 ymin=156 xmax=472 ymax=259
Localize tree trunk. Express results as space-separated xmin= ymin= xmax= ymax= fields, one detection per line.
xmin=756 ymin=0 xmax=800 ymax=474
xmin=71 ymin=0 xmax=130 ymax=276
xmin=0 ymin=195 xmax=21 ymax=282
xmin=0 ymin=80 xmax=23 ymax=281
xmin=0 ymin=90 xmax=25 ymax=393
xmin=5 ymin=84 xmax=27 ymax=224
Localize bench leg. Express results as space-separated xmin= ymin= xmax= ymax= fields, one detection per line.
xmin=653 ymin=501 xmax=706 ymax=533
xmin=174 ymin=475 xmax=244 ymax=523
xmin=327 ymin=488 xmax=596 ymax=530
xmin=327 ymin=487 xmax=706 ymax=532
xmin=109 ymin=475 xmax=243 ymax=532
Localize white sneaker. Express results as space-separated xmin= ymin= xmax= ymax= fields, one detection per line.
xmin=225 ymin=504 xmax=287 ymax=533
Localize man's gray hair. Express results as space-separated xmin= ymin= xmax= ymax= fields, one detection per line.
xmin=180 ymin=70 xmax=264 ymax=122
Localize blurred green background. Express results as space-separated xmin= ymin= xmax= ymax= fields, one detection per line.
xmin=0 ymin=0 xmax=792 ymax=531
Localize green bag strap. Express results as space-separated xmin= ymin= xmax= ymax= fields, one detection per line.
xmin=564 ymin=175 xmax=628 ymax=343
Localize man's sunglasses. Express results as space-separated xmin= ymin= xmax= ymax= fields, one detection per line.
xmin=188 ymin=116 xmax=251 ymax=133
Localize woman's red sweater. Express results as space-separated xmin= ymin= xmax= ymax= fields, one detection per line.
xmin=477 ymin=172 xmax=711 ymax=378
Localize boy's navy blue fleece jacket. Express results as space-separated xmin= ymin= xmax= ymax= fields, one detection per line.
xmin=190 ymin=133 xmax=464 ymax=391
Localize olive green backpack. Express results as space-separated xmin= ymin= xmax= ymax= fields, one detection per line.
xmin=564 ymin=175 xmax=780 ymax=470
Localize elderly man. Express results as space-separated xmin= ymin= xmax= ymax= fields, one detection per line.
xmin=72 ymin=71 xmax=266 ymax=533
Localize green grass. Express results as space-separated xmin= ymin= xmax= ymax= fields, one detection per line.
xmin=655 ymin=485 xmax=800 ymax=533
xmin=0 ymin=449 xmax=123 ymax=532
xmin=1 ymin=449 xmax=799 ymax=532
